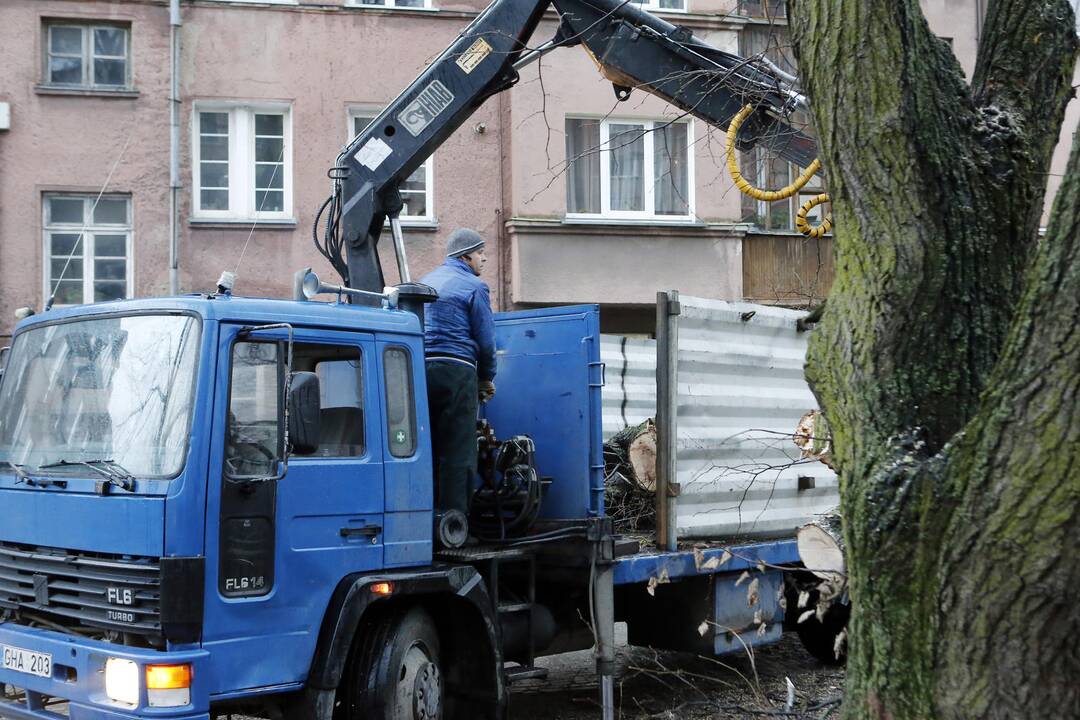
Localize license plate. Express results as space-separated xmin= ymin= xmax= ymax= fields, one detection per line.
xmin=1 ymin=644 xmax=52 ymax=678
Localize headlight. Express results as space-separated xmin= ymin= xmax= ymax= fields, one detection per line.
xmin=104 ymin=658 xmax=139 ymax=706
xmin=146 ymin=663 xmax=192 ymax=707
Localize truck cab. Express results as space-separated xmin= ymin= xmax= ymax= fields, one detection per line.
xmin=0 ymin=291 xmax=623 ymax=720
xmin=0 ymin=294 xmax=472 ymax=718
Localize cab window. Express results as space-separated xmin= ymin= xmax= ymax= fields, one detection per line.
xmin=383 ymin=347 xmax=416 ymax=457
xmin=296 ymin=343 xmax=365 ymax=457
xmin=226 ymin=341 xmax=282 ymax=478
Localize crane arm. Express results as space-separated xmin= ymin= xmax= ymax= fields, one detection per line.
xmin=320 ymin=0 xmax=815 ymax=293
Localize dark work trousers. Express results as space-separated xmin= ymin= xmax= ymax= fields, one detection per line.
xmin=426 ymin=360 xmax=479 ymax=515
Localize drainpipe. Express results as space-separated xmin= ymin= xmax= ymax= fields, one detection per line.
xmin=169 ymin=0 xmax=181 ymax=295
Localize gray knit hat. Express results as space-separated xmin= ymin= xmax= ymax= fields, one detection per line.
xmin=446 ymin=228 xmax=485 ymax=258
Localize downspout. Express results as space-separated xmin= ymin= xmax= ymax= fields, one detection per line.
xmin=169 ymin=0 xmax=181 ymax=295
xmin=496 ymin=91 xmax=510 ymax=311
xmin=974 ymin=0 xmax=984 ymax=44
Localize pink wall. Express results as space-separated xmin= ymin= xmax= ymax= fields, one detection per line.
xmin=0 ymin=0 xmax=172 ymax=334
xmin=0 ymin=0 xmax=507 ymax=339
xmin=177 ymin=1 xmax=504 ymax=302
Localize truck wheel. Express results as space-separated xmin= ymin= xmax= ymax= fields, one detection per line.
xmin=342 ymin=606 xmax=443 ymax=720
xmin=796 ymin=599 xmax=849 ymax=666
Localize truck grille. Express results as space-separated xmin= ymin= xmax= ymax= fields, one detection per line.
xmin=0 ymin=542 xmax=161 ymax=640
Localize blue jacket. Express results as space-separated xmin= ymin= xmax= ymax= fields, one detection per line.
xmin=420 ymin=258 xmax=497 ymax=381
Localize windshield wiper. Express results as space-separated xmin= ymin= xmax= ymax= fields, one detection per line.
xmin=0 ymin=461 xmax=67 ymax=489
xmin=37 ymin=459 xmax=135 ymax=492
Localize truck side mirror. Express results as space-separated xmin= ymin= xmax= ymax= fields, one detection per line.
xmin=288 ymin=372 xmax=321 ymax=456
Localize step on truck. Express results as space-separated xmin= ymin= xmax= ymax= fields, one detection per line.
xmin=0 ymin=0 xmax=841 ymax=717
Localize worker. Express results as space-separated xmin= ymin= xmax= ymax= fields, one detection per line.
xmin=420 ymin=228 xmax=497 ymax=525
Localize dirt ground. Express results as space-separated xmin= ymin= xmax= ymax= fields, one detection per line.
xmin=510 ymin=629 xmax=845 ymax=720
xmin=17 ymin=631 xmax=841 ymax=719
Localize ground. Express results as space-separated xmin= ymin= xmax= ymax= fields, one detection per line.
xmin=20 ymin=629 xmax=840 ymax=718
xmin=511 ymin=628 xmax=844 ymax=719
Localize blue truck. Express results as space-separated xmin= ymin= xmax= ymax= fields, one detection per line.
xmin=0 ymin=0 xmax=838 ymax=717
xmin=0 ymin=293 xmax=831 ymax=720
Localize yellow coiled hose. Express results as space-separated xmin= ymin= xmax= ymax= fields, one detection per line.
xmin=726 ymin=104 xmax=832 ymax=238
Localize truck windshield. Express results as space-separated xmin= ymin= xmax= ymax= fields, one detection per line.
xmin=0 ymin=314 xmax=201 ymax=479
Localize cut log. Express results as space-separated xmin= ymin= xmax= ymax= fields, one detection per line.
xmin=797 ymin=513 xmax=846 ymax=581
xmin=604 ymin=418 xmax=656 ymax=492
xmin=793 ymin=410 xmax=835 ymax=470
xmin=604 ymin=419 xmax=657 ymax=535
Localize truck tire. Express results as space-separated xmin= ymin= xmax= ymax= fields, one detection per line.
xmin=340 ymin=606 xmax=443 ymax=720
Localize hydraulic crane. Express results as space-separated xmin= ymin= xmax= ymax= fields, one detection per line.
xmin=313 ymin=0 xmax=821 ymax=298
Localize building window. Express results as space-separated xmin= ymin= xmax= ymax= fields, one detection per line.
xmin=565 ymin=118 xmax=694 ymax=220
xmin=739 ymin=148 xmax=825 ymax=232
xmin=43 ymin=194 xmax=132 ymax=307
xmin=193 ymin=105 xmax=292 ymax=220
xmin=43 ymin=22 xmax=130 ymax=89
xmin=631 ymin=0 xmax=686 ymax=11
xmin=736 ymin=24 xmax=825 ymax=233
xmin=348 ymin=0 xmax=432 ymax=8
xmin=350 ymin=111 xmax=434 ymax=223
xmin=739 ymin=0 xmax=785 ymax=18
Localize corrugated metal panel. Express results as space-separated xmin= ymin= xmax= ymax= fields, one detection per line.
xmin=673 ymin=297 xmax=838 ymax=539
xmin=600 ymin=335 xmax=656 ymax=441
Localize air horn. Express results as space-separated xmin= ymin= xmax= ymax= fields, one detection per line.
xmin=293 ymin=268 xmax=399 ymax=309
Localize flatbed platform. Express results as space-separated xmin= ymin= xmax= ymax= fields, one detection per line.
xmin=612 ymin=538 xmax=799 ymax=585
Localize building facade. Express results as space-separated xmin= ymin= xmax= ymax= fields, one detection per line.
xmin=0 ymin=0 xmax=1076 ymax=339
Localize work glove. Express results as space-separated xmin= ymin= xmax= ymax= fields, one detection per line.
xmin=479 ymin=380 xmax=496 ymax=403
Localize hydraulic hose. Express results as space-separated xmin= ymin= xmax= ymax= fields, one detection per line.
xmin=726 ymin=104 xmax=832 ymax=237
xmin=795 ymin=193 xmax=833 ymax=239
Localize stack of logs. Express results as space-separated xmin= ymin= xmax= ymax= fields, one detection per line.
xmin=603 ymin=418 xmax=657 ymax=535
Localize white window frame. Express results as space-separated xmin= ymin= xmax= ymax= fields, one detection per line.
xmin=738 ymin=0 xmax=785 ymax=19
xmin=345 ymin=0 xmax=436 ymax=10
xmin=43 ymin=22 xmax=131 ymax=90
xmin=565 ymin=117 xmax=696 ymax=222
xmin=746 ymin=151 xmax=826 ymax=233
xmin=192 ymin=103 xmax=294 ymax=221
xmin=211 ymin=0 xmax=297 ymax=4
xmin=348 ymin=107 xmax=435 ymax=225
xmin=42 ymin=194 xmax=134 ymax=308
xmin=630 ymin=0 xmax=687 ymax=13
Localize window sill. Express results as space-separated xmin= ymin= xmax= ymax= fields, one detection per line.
xmin=200 ymin=0 xmax=299 ymax=4
xmin=562 ymin=216 xmax=706 ymax=228
xmin=189 ymin=217 xmax=297 ymax=229
xmin=745 ymin=227 xmax=832 ymax=237
xmin=344 ymin=5 xmax=439 ymax=11
xmin=35 ymin=85 xmax=139 ymax=99
xmin=394 ymin=220 xmax=439 ymax=232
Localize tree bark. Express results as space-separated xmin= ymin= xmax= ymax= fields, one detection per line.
xmin=787 ymin=0 xmax=1080 ymax=717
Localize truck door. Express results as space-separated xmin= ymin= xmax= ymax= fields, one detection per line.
xmin=201 ymin=325 xmax=385 ymax=694
xmin=484 ymin=305 xmax=604 ymax=521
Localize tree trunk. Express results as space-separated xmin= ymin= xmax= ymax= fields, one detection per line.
xmin=787 ymin=0 xmax=1080 ymax=717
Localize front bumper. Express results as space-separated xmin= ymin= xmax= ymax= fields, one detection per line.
xmin=0 ymin=624 xmax=209 ymax=720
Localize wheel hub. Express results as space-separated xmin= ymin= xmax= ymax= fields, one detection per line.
xmin=412 ymin=661 xmax=441 ymax=719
